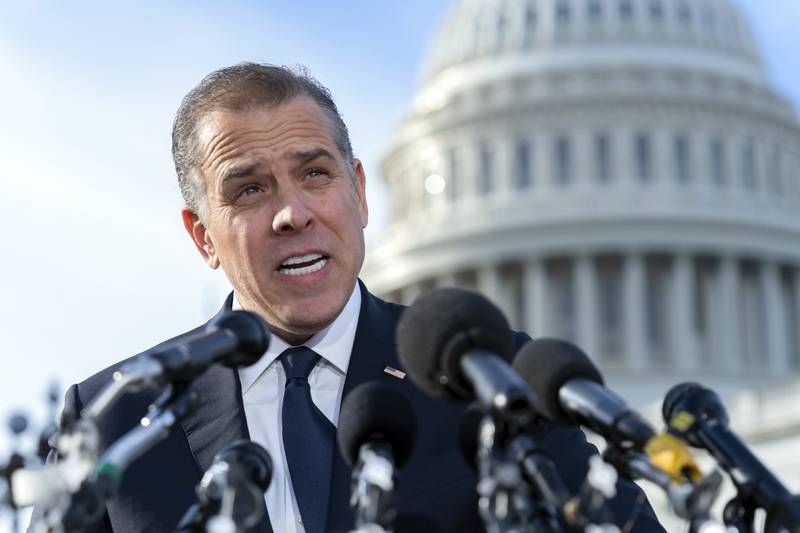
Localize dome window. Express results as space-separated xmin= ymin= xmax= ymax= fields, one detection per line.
xmin=515 ymin=139 xmax=533 ymax=189
xmin=635 ymin=132 xmax=652 ymax=182
xmin=618 ymin=0 xmax=634 ymax=23
xmin=710 ymin=137 xmax=727 ymax=186
xmin=677 ymin=2 xmax=692 ymax=27
xmin=556 ymin=0 xmax=571 ymax=26
xmin=447 ymin=147 xmax=459 ymax=202
xmin=741 ymin=138 xmax=757 ymax=190
xmin=594 ymin=132 xmax=611 ymax=183
xmin=587 ymin=0 xmax=603 ymax=21
xmin=768 ymin=146 xmax=782 ymax=194
xmin=554 ymin=136 xmax=573 ymax=186
xmin=479 ymin=141 xmax=494 ymax=194
xmin=649 ymin=0 xmax=664 ymax=24
xmin=524 ymin=5 xmax=537 ymax=46
xmin=674 ymin=134 xmax=691 ymax=183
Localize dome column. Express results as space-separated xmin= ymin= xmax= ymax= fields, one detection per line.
xmin=436 ymin=272 xmax=458 ymax=289
xmin=671 ymin=252 xmax=698 ymax=371
xmin=718 ymin=255 xmax=742 ymax=371
xmin=576 ymin=253 xmax=599 ymax=360
xmin=401 ymin=282 xmax=422 ymax=306
xmin=623 ymin=252 xmax=647 ymax=371
xmin=478 ymin=263 xmax=504 ymax=310
xmin=763 ymin=260 xmax=789 ymax=374
xmin=524 ymin=258 xmax=548 ymax=338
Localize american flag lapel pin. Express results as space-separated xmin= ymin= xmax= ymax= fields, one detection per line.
xmin=383 ymin=366 xmax=406 ymax=380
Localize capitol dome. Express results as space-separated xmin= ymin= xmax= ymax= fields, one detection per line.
xmin=363 ymin=0 xmax=800 ymax=405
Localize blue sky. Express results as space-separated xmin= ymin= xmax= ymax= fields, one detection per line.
xmin=0 ymin=0 xmax=797 ymax=466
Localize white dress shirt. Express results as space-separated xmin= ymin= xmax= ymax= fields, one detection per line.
xmin=236 ymin=285 xmax=361 ymax=533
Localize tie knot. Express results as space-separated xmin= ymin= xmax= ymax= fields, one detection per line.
xmin=279 ymin=347 xmax=321 ymax=381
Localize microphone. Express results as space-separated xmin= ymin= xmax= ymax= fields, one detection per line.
xmin=512 ymin=338 xmax=654 ymax=451
xmin=396 ymin=288 xmax=536 ymax=423
xmin=663 ymin=382 xmax=800 ymax=531
xmin=84 ymin=310 xmax=270 ymax=419
xmin=337 ymin=382 xmax=417 ymax=531
xmin=176 ymin=440 xmax=273 ymax=533
xmin=134 ymin=309 xmax=270 ymax=381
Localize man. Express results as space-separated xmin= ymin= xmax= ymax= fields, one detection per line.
xmin=42 ymin=63 xmax=664 ymax=532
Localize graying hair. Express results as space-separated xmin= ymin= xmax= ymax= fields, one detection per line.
xmin=172 ymin=62 xmax=355 ymax=219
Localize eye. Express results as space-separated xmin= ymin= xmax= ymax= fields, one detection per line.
xmin=305 ymin=168 xmax=329 ymax=180
xmin=238 ymin=184 xmax=263 ymax=198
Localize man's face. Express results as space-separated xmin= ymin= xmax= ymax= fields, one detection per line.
xmin=182 ymin=97 xmax=368 ymax=344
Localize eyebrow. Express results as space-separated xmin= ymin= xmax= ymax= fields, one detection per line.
xmin=221 ymin=163 xmax=259 ymax=184
xmin=290 ymin=147 xmax=336 ymax=164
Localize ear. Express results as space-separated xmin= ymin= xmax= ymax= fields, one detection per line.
xmin=352 ymin=159 xmax=369 ymax=228
xmin=181 ymin=209 xmax=220 ymax=269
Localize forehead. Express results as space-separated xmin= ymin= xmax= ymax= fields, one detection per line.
xmin=196 ymin=97 xmax=339 ymax=172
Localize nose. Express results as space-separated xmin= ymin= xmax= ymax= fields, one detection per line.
xmin=272 ymin=189 xmax=313 ymax=234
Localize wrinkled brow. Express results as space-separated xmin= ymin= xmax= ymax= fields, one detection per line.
xmin=290 ymin=148 xmax=336 ymax=164
xmin=221 ymin=163 xmax=260 ymax=184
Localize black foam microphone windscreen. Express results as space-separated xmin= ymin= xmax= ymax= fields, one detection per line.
xmin=396 ymin=287 xmax=514 ymax=400
xmin=210 ymin=310 xmax=272 ymax=368
xmin=511 ymin=338 xmax=603 ymax=424
xmin=213 ymin=440 xmax=273 ymax=491
xmin=337 ymin=382 xmax=417 ymax=468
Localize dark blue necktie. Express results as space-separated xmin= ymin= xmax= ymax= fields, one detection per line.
xmin=280 ymin=347 xmax=334 ymax=532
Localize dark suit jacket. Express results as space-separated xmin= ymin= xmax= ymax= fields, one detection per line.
xmin=40 ymin=282 xmax=664 ymax=532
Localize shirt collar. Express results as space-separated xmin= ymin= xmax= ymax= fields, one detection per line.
xmin=236 ymin=284 xmax=362 ymax=395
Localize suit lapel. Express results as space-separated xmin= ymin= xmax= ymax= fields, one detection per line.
xmin=179 ymin=294 xmax=273 ymax=533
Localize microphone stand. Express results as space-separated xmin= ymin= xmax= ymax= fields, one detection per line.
xmin=57 ymin=383 xmax=197 ymax=532
xmin=602 ymin=447 xmax=726 ymax=533
xmin=474 ymin=415 xmax=562 ymax=533
xmin=348 ymin=443 xmax=398 ymax=533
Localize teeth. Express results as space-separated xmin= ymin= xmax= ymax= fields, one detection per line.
xmin=279 ymin=257 xmax=327 ymax=276
xmin=281 ymin=253 xmax=323 ymax=267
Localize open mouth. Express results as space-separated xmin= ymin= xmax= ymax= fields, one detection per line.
xmin=277 ymin=252 xmax=329 ymax=276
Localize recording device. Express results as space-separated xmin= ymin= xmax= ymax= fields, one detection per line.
xmin=337 ymin=382 xmax=417 ymax=532
xmin=512 ymin=337 xmax=654 ymax=450
xmin=663 ymin=382 xmax=800 ymax=532
xmin=84 ymin=310 xmax=271 ymax=420
xmin=175 ymin=440 xmax=273 ymax=533
xmin=396 ymin=287 xmax=536 ymax=424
